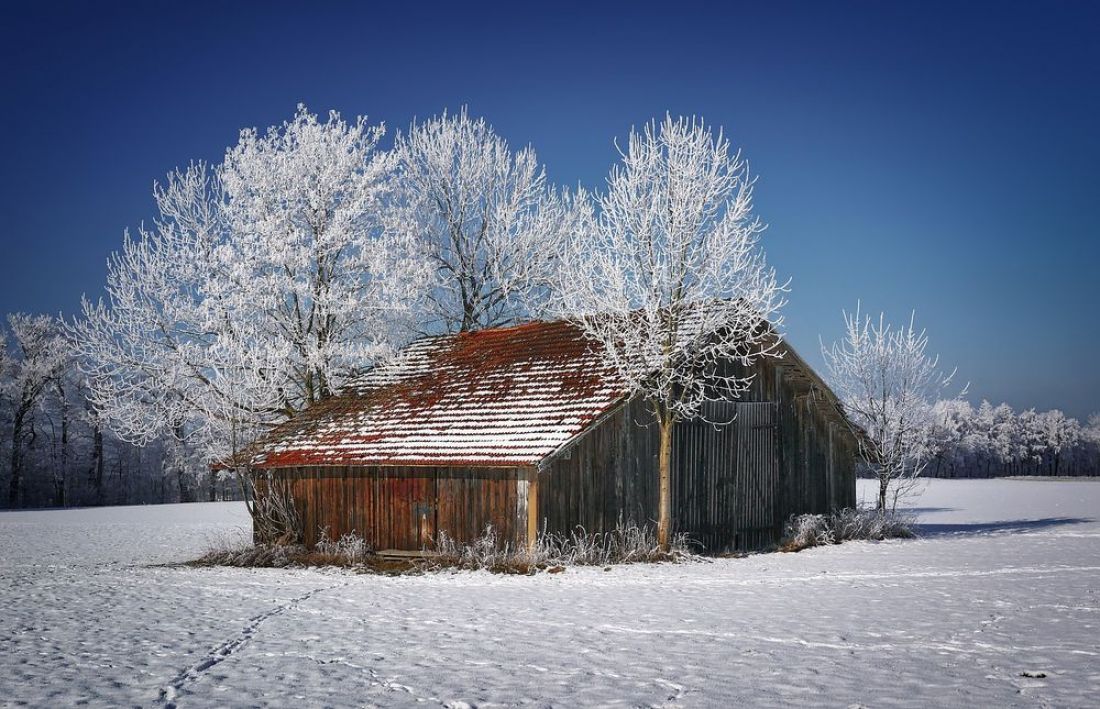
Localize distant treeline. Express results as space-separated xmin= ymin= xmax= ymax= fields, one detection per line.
xmin=926 ymin=400 xmax=1100 ymax=478
xmin=0 ymin=315 xmax=237 ymax=509
xmin=2 ymin=313 xmax=1097 ymax=509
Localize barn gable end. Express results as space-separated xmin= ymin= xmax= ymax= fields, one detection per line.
xmin=536 ymin=354 xmax=857 ymax=552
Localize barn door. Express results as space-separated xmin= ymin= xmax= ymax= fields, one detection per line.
xmin=674 ymin=402 xmax=731 ymax=550
xmin=734 ymin=401 xmax=779 ymax=548
xmin=412 ymin=472 xmax=437 ymax=550
xmin=374 ymin=473 xmax=438 ymax=551
xmin=675 ymin=401 xmax=780 ymax=551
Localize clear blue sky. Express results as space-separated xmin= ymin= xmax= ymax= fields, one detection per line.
xmin=1 ymin=1 xmax=1097 ymax=419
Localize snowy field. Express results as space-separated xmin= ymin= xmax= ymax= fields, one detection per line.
xmin=1 ymin=480 xmax=1098 ymax=708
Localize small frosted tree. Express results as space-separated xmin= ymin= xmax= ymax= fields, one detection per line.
xmin=1017 ymin=408 xmax=1047 ymax=473
xmin=71 ymin=106 xmax=425 ymax=469
xmin=822 ymin=306 xmax=961 ymax=513
xmin=1084 ymin=414 xmax=1100 ymax=474
xmin=390 ymin=108 xmax=564 ymax=332
xmin=554 ymin=115 xmax=786 ymax=550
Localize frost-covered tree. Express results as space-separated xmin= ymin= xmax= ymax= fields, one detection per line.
xmin=1014 ymin=407 xmax=1044 ymax=472
xmin=1036 ymin=409 xmax=1080 ymax=476
xmin=1084 ymin=414 xmax=1100 ymax=471
xmin=71 ymin=106 xmax=424 ymax=465
xmin=928 ymin=399 xmax=974 ymax=477
xmin=38 ymin=345 xmax=79 ymax=507
xmin=2 ymin=314 xmax=68 ymax=505
xmin=822 ymin=306 xmax=961 ymax=512
xmin=969 ymin=401 xmax=1018 ymax=476
xmin=0 ymin=314 xmax=228 ymax=508
xmin=390 ymin=108 xmax=563 ymax=332
xmin=554 ymin=115 xmax=786 ymax=549
xmin=1086 ymin=414 xmax=1100 ymax=445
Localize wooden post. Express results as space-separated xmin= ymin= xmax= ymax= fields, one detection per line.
xmin=826 ymin=423 xmax=835 ymax=511
xmin=526 ymin=467 xmax=539 ymax=552
xmin=657 ymin=413 xmax=673 ymax=551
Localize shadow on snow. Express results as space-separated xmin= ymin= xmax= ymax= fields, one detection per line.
xmin=899 ymin=507 xmax=959 ymax=515
xmin=916 ymin=517 xmax=1094 ymax=537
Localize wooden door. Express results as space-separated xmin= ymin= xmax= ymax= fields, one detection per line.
xmin=734 ymin=401 xmax=779 ymax=548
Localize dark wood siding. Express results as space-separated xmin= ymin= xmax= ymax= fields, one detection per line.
xmin=674 ymin=401 xmax=781 ymax=550
xmin=257 ymin=349 xmax=861 ymax=554
xmin=260 ymin=465 xmax=527 ymax=550
xmin=539 ymin=353 xmax=860 ymax=552
xmin=773 ymin=363 xmax=858 ymax=524
xmin=538 ymin=396 xmax=660 ymax=536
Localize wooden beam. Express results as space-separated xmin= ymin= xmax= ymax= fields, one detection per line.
xmin=526 ymin=467 xmax=539 ymax=552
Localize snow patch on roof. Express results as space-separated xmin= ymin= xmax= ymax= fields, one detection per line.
xmin=251 ymin=320 xmax=631 ymax=468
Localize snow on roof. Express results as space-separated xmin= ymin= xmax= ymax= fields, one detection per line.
xmin=250 ymin=319 xmax=631 ymax=468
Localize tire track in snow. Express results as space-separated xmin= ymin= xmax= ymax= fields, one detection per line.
xmin=159 ymin=581 xmax=346 ymax=708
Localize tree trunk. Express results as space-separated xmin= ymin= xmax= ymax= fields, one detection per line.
xmin=877 ymin=473 xmax=889 ymax=515
xmin=89 ymin=425 xmax=104 ymax=505
xmin=55 ymin=410 xmax=68 ymax=507
xmin=8 ymin=403 xmax=30 ymax=507
xmin=177 ymin=467 xmax=190 ymax=503
xmin=657 ymin=413 xmax=673 ymax=552
xmin=116 ymin=448 xmax=125 ymax=505
xmin=54 ymin=387 xmax=69 ymax=508
xmin=9 ymin=423 xmax=22 ymax=507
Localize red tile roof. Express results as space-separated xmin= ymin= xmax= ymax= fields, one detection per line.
xmin=250 ymin=319 xmax=630 ymax=468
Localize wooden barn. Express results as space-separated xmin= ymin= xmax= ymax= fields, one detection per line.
xmin=247 ymin=318 xmax=861 ymax=553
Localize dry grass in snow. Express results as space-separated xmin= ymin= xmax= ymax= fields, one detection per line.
xmin=780 ymin=507 xmax=916 ymax=552
xmin=193 ymin=521 xmax=698 ymax=575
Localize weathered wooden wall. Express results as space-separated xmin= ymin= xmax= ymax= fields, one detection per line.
xmin=257 ymin=350 xmax=860 ymax=554
xmin=538 ymin=395 xmax=660 ymax=536
xmin=773 ymin=363 xmax=859 ymax=522
xmin=260 ymin=465 xmax=528 ymax=549
xmin=539 ymin=353 xmax=859 ymax=552
xmin=673 ymin=401 xmax=780 ymax=550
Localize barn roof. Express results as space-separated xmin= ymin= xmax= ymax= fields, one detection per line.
xmin=248 ymin=311 xmax=861 ymax=470
xmin=250 ymin=319 xmax=630 ymax=468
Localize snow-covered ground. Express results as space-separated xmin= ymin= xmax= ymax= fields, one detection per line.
xmin=1 ymin=479 xmax=1098 ymax=708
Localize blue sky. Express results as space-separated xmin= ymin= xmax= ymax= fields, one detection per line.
xmin=1 ymin=1 xmax=1097 ymax=419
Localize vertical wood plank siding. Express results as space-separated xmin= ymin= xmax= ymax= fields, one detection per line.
xmin=674 ymin=401 xmax=782 ymax=550
xmin=539 ymin=355 xmax=858 ymax=552
xmin=538 ymin=395 xmax=660 ymax=537
xmin=262 ymin=465 xmax=527 ymax=550
xmin=255 ymin=354 xmax=859 ymax=553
